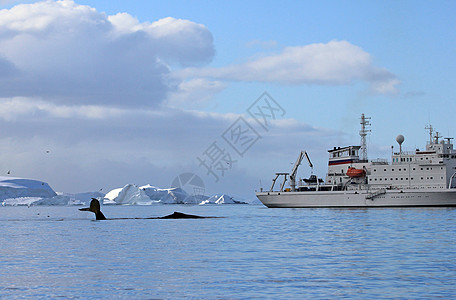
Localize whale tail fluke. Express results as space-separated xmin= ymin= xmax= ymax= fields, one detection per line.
xmin=79 ymin=198 xmax=106 ymax=220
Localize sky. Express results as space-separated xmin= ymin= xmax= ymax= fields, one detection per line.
xmin=0 ymin=0 xmax=455 ymax=199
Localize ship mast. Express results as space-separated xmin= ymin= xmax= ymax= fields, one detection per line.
xmin=359 ymin=114 xmax=371 ymax=161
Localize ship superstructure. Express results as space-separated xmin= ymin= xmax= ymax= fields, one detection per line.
xmin=256 ymin=115 xmax=456 ymax=207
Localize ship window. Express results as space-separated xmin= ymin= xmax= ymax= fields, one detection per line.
xmin=374 ymin=169 xmax=377 ymax=172
xmin=404 ymin=168 xmax=406 ymax=171
xmin=392 ymin=168 xmax=395 ymax=171
xmin=421 ymin=177 xmax=423 ymax=180
xmin=384 ymin=168 xmax=387 ymax=171
xmin=411 ymin=177 xmax=414 ymax=180
xmin=399 ymin=168 xmax=402 ymax=171
xmin=421 ymin=168 xmax=423 ymax=170
xmin=421 ymin=157 xmax=423 ymax=160
xmin=413 ymin=168 xmax=416 ymax=171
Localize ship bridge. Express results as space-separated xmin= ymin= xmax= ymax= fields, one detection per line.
xmin=328 ymin=146 xmax=363 ymax=166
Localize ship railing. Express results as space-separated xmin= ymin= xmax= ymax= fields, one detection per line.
xmin=393 ymin=151 xmax=416 ymax=155
xmin=365 ymin=189 xmax=386 ymax=200
xmin=371 ymin=158 xmax=388 ymax=165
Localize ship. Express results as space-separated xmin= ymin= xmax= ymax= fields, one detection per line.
xmin=256 ymin=114 xmax=456 ymax=207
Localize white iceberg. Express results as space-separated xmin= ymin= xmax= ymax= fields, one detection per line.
xmin=103 ymin=184 xmax=206 ymax=205
xmin=140 ymin=184 xmax=201 ymax=204
xmin=103 ymin=184 xmax=152 ymax=205
xmin=0 ymin=176 xmax=56 ymax=200
xmin=1 ymin=195 xmax=74 ymax=206
xmin=199 ymin=194 xmax=247 ymax=205
xmin=0 ymin=176 xmax=66 ymax=206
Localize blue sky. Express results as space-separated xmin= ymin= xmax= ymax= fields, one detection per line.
xmin=0 ymin=0 xmax=455 ymax=198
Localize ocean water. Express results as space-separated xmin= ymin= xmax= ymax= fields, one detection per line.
xmin=1 ymin=204 xmax=455 ymax=299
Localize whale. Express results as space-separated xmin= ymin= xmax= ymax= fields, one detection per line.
xmin=79 ymin=198 xmax=214 ymax=220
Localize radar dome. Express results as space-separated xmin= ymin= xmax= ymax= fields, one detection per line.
xmin=396 ymin=134 xmax=405 ymax=145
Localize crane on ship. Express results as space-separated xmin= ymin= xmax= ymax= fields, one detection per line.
xmin=290 ymin=151 xmax=314 ymax=191
xmin=269 ymin=151 xmax=319 ymax=192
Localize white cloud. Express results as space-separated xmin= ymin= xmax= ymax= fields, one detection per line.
xmin=0 ymin=0 xmax=214 ymax=106
xmin=177 ymin=40 xmax=400 ymax=94
xmin=0 ymin=97 xmax=127 ymax=120
xmin=166 ymin=78 xmax=227 ymax=108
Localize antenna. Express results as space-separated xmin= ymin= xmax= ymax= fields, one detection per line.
xmin=434 ymin=131 xmax=441 ymax=144
xmin=425 ymin=124 xmax=433 ymax=144
xmin=359 ymin=114 xmax=371 ymax=161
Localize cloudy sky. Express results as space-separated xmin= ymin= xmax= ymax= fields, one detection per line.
xmin=0 ymin=0 xmax=455 ymax=199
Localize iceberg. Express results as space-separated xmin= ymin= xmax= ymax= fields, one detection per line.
xmin=140 ymin=184 xmax=201 ymax=204
xmin=102 ymin=184 xmax=247 ymax=205
xmin=199 ymin=194 xmax=247 ymax=205
xmin=0 ymin=176 xmax=56 ymax=200
xmin=103 ymin=184 xmax=203 ymax=205
xmin=0 ymin=176 xmax=64 ymax=206
xmin=103 ymin=184 xmax=152 ymax=205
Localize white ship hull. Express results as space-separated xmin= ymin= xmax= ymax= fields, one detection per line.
xmin=256 ymin=189 xmax=456 ymax=208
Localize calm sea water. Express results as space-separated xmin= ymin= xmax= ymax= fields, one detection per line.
xmin=1 ymin=204 xmax=455 ymax=299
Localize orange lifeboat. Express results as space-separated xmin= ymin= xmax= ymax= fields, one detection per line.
xmin=347 ymin=167 xmax=366 ymax=178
